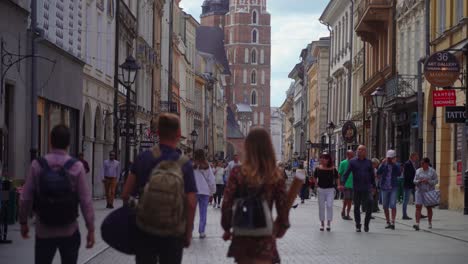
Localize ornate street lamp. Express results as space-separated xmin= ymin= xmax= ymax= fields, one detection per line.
xmin=371 ymin=86 xmax=386 ymax=158
xmin=119 ymin=56 xmax=140 ymax=172
xmin=327 ymin=122 xmax=336 ymax=154
xmin=190 ymin=129 xmax=198 ymax=154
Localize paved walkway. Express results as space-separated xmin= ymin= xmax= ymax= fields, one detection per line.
xmin=1 ymin=198 xmax=468 ymax=264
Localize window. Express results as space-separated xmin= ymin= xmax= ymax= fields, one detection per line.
xmin=251 ymin=49 xmax=257 ymax=64
xmin=97 ymin=14 xmax=103 ymax=70
xmin=260 ymin=112 xmax=264 ymax=125
xmin=243 ymin=69 xmax=247 ymax=84
xmin=260 ymin=49 xmax=264 ymax=64
xmin=251 ymin=90 xmax=257 ymax=105
xmin=252 ymin=29 xmax=258 ymax=43
xmin=438 ymin=0 xmax=446 ymax=34
xmin=244 ymin=48 xmax=249 ymax=63
xmin=261 ymin=70 xmax=265 ymax=84
xmin=252 ymin=10 xmax=258 ymax=24
xmin=456 ymin=0 xmax=464 ymax=23
xmin=254 ymin=112 xmax=258 ymax=124
xmin=251 ymin=70 xmax=257 ymax=84
xmin=230 ymin=29 xmax=234 ymax=44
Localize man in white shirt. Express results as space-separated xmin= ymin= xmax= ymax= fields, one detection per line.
xmin=225 ymin=154 xmax=240 ymax=182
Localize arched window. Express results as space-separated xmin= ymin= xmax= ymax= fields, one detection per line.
xmin=252 ymin=10 xmax=258 ymax=24
xmin=251 ymin=70 xmax=257 ymax=84
xmin=251 ymin=49 xmax=257 ymax=64
xmin=251 ymin=90 xmax=257 ymax=105
xmin=252 ymin=29 xmax=258 ymax=43
xmin=243 ymin=69 xmax=247 ymax=84
xmin=244 ymin=48 xmax=249 ymax=63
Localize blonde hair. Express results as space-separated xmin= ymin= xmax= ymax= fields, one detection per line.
xmin=241 ymin=127 xmax=281 ymax=186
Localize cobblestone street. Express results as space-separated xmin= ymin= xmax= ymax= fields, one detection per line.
xmin=81 ymin=198 xmax=468 ymax=264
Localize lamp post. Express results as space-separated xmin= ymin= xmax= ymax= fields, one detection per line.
xmin=119 ymin=55 xmax=140 ymax=172
xmin=327 ymin=122 xmax=336 ymax=155
xmin=371 ymin=86 xmax=386 ymax=158
xmin=190 ymin=129 xmax=198 ymax=156
xmin=306 ymin=140 xmax=312 ymax=176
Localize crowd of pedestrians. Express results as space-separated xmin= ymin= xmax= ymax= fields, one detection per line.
xmin=17 ymin=114 xmax=439 ymax=264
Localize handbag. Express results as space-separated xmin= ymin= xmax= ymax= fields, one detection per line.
xmin=101 ymin=204 xmax=139 ymax=255
xmin=422 ymin=190 xmax=440 ymax=207
xmin=232 ymin=184 xmax=273 ymax=237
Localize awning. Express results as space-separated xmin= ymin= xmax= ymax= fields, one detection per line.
xmin=448 ymin=39 xmax=468 ymax=53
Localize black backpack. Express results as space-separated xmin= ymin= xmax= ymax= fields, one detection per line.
xmin=34 ymin=158 xmax=79 ymax=226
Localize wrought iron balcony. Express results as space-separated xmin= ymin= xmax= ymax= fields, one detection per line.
xmin=385 ymin=74 xmax=418 ymax=104
xmin=160 ymin=101 xmax=179 ymax=114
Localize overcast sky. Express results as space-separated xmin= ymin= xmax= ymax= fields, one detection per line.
xmin=180 ymin=0 xmax=330 ymax=107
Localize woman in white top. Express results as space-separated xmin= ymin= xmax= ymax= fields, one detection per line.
xmin=213 ymin=161 xmax=226 ymax=208
xmin=193 ymin=149 xmax=216 ymax=238
xmin=413 ymin=157 xmax=438 ymax=230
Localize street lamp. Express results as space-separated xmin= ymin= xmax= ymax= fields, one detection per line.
xmin=306 ymin=140 xmax=312 ymax=176
xmin=371 ymin=86 xmax=385 ymax=158
xmin=190 ymin=129 xmax=198 ymax=155
xmin=327 ymin=122 xmax=336 ymax=154
xmin=119 ymin=55 xmax=140 ymax=172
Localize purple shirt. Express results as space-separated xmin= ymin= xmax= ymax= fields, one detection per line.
xmin=382 ymin=164 xmax=393 ymax=190
xmin=19 ymin=149 xmax=95 ymax=238
xmin=101 ymin=159 xmax=121 ymax=180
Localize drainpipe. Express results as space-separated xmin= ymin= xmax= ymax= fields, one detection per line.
xmin=30 ymin=0 xmax=38 ymax=161
xmin=113 ymin=0 xmax=120 ymax=154
xmin=348 ymin=0 xmax=354 ymax=116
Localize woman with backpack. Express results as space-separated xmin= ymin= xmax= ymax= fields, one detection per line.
xmin=193 ymin=149 xmax=216 ymax=239
xmin=221 ymin=128 xmax=289 ymax=264
xmin=314 ymin=153 xmax=340 ymax=231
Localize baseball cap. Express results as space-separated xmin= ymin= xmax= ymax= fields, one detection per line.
xmin=386 ymin=150 xmax=396 ymax=158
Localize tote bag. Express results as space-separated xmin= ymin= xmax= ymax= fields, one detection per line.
xmin=422 ymin=190 xmax=440 ymax=207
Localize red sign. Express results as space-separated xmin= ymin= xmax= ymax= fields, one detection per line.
xmin=456 ymin=161 xmax=463 ymax=186
xmin=433 ymin=90 xmax=456 ymax=107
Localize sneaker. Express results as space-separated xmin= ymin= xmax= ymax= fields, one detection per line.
xmin=390 ymin=224 xmax=395 ymax=230
xmin=217 ymin=205 xmax=221 ymax=209
xmin=341 ymin=212 xmax=345 ymax=219
xmin=200 ymin=233 xmax=206 ymax=239
xmin=413 ymin=225 xmax=420 ymax=231
xmin=428 ymin=223 xmax=432 ymax=229
xmin=385 ymin=223 xmax=392 ymax=229
xmin=402 ymin=216 xmax=412 ymax=220
xmin=301 ymin=200 xmax=305 ymax=204
xmin=356 ymin=225 xmax=362 ymax=232
xmin=326 ymin=226 xmax=331 ymax=232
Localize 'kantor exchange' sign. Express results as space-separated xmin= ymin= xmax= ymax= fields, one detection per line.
xmin=424 ymin=51 xmax=461 ymax=87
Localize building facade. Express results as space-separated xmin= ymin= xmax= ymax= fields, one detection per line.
xmin=270 ymin=107 xmax=283 ymax=162
xmin=320 ymin=0 xmax=354 ymax=161
xmin=426 ymin=0 xmax=467 ymax=210
xmin=279 ymin=85 xmax=294 ymax=163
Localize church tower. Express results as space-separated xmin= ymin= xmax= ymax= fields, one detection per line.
xmin=225 ymin=0 xmax=271 ymax=132
xmin=200 ymin=0 xmax=230 ymax=27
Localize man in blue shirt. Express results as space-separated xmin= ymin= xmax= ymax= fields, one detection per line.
xmin=343 ymin=145 xmax=376 ymax=233
xmin=122 ymin=113 xmax=197 ymax=264
xmin=377 ymin=150 xmax=401 ymax=230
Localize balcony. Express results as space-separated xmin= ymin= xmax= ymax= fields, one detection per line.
xmin=160 ymin=101 xmax=179 ymax=114
xmin=384 ymin=74 xmax=418 ymax=105
xmin=355 ymin=0 xmax=393 ymax=42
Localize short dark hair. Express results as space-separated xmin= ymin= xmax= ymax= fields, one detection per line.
xmin=50 ymin=124 xmax=71 ymax=150
xmin=422 ymin=157 xmax=431 ymax=164
xmin=157 ymin=113 xmax=180 ymax=140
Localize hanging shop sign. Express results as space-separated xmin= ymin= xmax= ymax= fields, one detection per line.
xmin=342 ymin=121 xmax=357 ymax=144
xmin=424 ymin=51 xmax=461 ymax=87
xmin=445 ymin=106 xmax=466 ymax=124
xmin=433 ymin=90 xmax=457 ymax=107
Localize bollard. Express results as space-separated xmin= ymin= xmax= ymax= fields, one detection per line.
xmin=0 ymin=179 xmax=12 ymax=244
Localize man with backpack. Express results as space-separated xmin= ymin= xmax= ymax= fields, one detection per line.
xmin=19 ymin=124 xmax=95 ymax=264
xmin=122 ymin=113 xmax=197 ymax=264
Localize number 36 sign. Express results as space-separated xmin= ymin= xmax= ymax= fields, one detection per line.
xmin=424 ymin=51 xmax=461 ymax=87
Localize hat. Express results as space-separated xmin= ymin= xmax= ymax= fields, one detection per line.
xmin=386 ymin=150 xmax=396 ymax=158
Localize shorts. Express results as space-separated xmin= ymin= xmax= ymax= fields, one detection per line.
xmin=343 ymin=188 xmax=353 ymax=200
xmin=381 ymin=189 xmax=398 ymax=209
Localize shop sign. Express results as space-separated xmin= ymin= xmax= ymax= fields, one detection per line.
xmin=433 ymin=90 xmax=456 ymax=107
xmin=424 ymin=51 xmax=461 ymax=87
xmin=342 ymin=121 xmax=357 ymax=144
xmin=457 ymin=161 xmax=463 ymax=186
xmin=445 ymin=106 xmax=466 ymax=123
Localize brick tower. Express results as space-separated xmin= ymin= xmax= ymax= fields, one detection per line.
xmin=200 ymin=0 xmax=271 ymax=156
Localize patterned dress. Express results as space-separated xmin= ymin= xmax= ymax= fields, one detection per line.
xmin=221 ymin=166 xmax=290 ymax=263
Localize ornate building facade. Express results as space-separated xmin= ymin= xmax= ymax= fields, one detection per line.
xmin=201 ymin=0 xmax=271 ymax=157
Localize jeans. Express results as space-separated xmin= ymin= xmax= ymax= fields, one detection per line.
xmin=402 ymin=188 xmax=413 ymax=217
xmin=317 ymin=188 xmax=335 ymax=221
xmin=381 ymin=189 xmax=398 ymax=209
xmin=134 ymin=231 xmax=184 ymax=264
xmin=354 ymin=190 xmax=373 ymax=228
xmin=35 ymin=231 xmax=81 ymax=264
xmin=197 ymin=194 xmax=209 ymax=234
